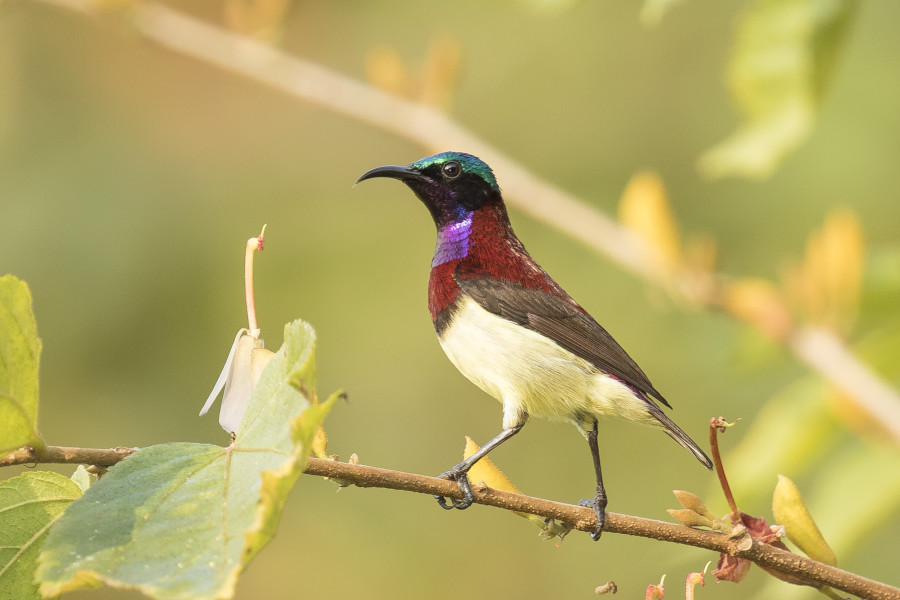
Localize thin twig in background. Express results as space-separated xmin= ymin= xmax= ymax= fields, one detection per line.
xmin=2 ymin=445 xmax=898 ymax=600
xmin=33 ymin=0 xmax=900 ymax=444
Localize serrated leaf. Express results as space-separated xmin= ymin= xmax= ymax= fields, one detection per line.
xmin=37 ymin=319 xmax=333 ymax=600
xmin=698 ymin=0 xmax=857 ymax=179
xmin=0 ymin=274 xmax=44 ymax=455
xmin=0 ymin=471 xmax=82 ymax=600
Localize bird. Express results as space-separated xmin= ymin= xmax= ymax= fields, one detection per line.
xmin=357 ymin=151 xmax=713 ymax=540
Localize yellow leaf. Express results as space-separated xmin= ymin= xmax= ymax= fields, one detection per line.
xmin=310 ymin=424 xmax=329 ymax=459
xmin=784 ymin=208 xmax=865 ymax=334
xmin=365 ymin=36 xmax=461 ymax=108
xmin=464 ymin=436 xmax=520 ymax=494
xmin=819 ymin=208 xmax=864 ymax=333
xmin=781 ymin=259 xmax=817 ymax=326
xmin=366 ymin=47 xmax=413 ymax=98
xmin=722 ymin=278 xmax=792 ymax=340
xmin=619 ymin=171 xmax=683 ymax=270
xmin=772 ymin=474 xmax=837 ymax=565
xmin=683 ymin=233 xmax=718 ymax=275
xmin=463 ymin=437 xmax=572 ymax=542
xmin=224 ymin=0 xmax=291 ymax=42
xmin=421 ymin=36 xmax=462 ymax=109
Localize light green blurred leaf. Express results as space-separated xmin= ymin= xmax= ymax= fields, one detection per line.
xmin=0 ymin=471 xmax=82 ymax=600
xmin=860 ymin=246 xmax=900 ymax=332
xmin=640 ymin=0 xmax=687 ymax=27
xmin=519 ymin=0 xmax=582 ymax=15
xmin=719 ymin=312 xmax=900 ymax=594
xmin=718 ymin=376 xmax=840 ymax=509
xmin=36 ymin=320 xmax=333 ymax=600
xmin=755 ymin=440 xmax=900 ymax=600
xmin=698 ymin=0 xmax=857 ymax=179
xmin=722 ymin=318 xmax=900 ymax=510
xmin=796 ymin=440 xmax=900 ymax=556
xmin=0 ymin=274 xmax=44 ymax=455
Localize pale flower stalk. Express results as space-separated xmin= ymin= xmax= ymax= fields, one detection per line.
xmin=199 ymin=226 xmax=274 ymax=435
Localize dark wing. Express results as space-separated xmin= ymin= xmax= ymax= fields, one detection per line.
xmin=457 ymin=276 xmax=672 ymax=409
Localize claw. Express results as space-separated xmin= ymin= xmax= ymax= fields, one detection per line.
xmin=579 ymin=498 xmax=606 ymax=540
xmin=431 ymin=426 xmax=524 ymax=512
xmin=434 ymin=467 xmax=474 ymax=510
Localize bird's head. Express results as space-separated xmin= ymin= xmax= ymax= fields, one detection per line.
xmin=357 ymin=152 xmax=501 ymax=227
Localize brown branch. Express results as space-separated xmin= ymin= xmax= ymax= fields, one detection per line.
xmin=3 ymin=445 xmax=897 ymax=600
xmin=32 ymin=0 xmax=900 ymax=444
xmin=305 ymin=457 xmax=898 ymax=600
xmin=0 ymin=445 xmax=137 ymax=467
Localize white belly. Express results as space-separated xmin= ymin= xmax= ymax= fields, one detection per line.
xmin=438 ymin=296 xmax=657 ymax=430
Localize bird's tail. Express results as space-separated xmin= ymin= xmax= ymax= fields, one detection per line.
xmin=647 ymin=403 xmax=713 ymax=470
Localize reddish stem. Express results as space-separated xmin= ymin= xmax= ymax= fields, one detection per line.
xmin=709 ymin=417 xmax=741 ymax=523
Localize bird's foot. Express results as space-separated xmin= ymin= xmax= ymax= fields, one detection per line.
xmin=434 ymin=464 xmax=474 ymax=510
xmin=578 ymin=498 xmax=606 ymax=541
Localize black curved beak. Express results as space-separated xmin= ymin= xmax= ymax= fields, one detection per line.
xmin=356 ymin=164 xmax=427 ymax=185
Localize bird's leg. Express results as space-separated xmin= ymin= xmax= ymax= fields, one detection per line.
xmin=579 ymin=420 xmax=607 ymax=540
xmin=434 ymin=424 xmax=523 ymax=510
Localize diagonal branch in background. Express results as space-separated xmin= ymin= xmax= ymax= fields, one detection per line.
xmin=2 ymin=445 xmax=898 ymax=600
xmin=35 ymin=0 xmax=900 ymax=442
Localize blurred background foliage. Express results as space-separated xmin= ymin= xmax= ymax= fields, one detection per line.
xmin=1 ymin=0 xmax=898 ymax=598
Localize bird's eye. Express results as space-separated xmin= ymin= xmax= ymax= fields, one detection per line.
xmin=441 ymin=161 xmax=461 ymax=179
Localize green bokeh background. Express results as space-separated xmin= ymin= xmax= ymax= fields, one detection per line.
xmin=2 ymin=1 xmax=898 ymax=598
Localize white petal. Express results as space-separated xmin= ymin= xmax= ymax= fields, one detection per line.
xmin=199 ymin=328 xmax=249 ymax=416
xmin=219 ymin=335 xmax=268 ymax=434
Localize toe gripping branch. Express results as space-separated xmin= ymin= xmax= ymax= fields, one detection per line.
xmin=433 ymin=424 xmax=524 ymax=511
xmin=579 ymin=494 xmax=607 ymax=541
xmin=435 ymin=464 xmax=475 ymax=510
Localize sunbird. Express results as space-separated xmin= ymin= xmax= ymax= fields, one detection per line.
xmin=357 ymin=152 xmax=712 ymax=539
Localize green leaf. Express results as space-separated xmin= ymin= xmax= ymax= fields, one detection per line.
xmin=37 ymin=320 xmax=334 ymax=600
xmin=0 ymin=274 xmax=44 ymax=455
xmin=0 ymin=472 xmax=82 ymax=600
xmin=697 ymin=0 xmax=857 ymax=180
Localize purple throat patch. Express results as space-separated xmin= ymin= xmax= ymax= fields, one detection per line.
xmin=432 ymin=212 xmax=473 ymax=267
